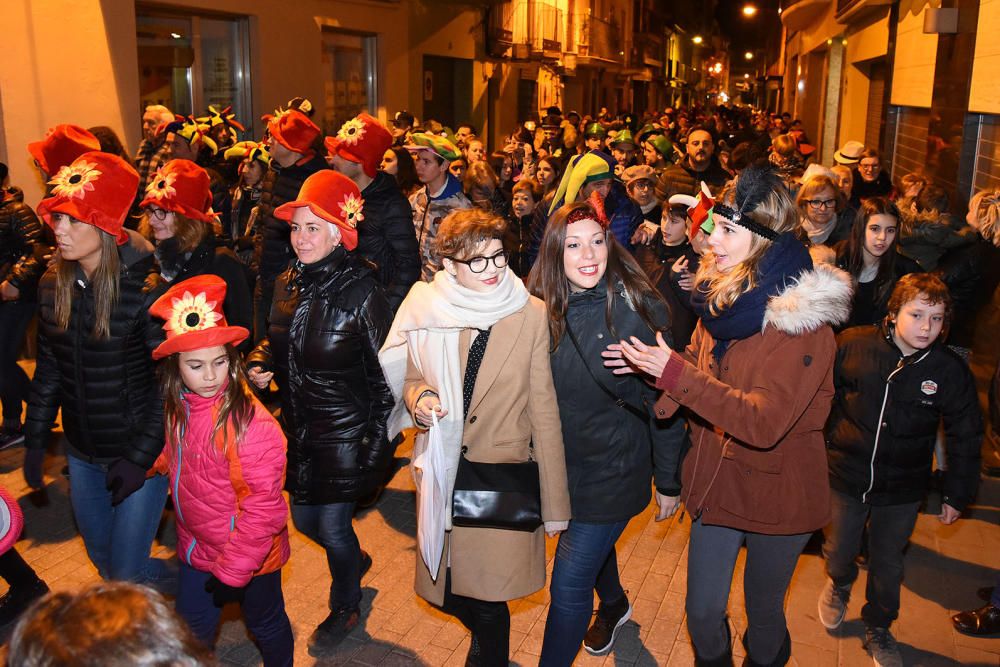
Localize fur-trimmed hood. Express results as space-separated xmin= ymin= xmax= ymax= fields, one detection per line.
xmin=764 ymin=262 xmax=853 ymax=335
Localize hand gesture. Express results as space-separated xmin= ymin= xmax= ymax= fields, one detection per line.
xmin=614 ymin=332 xmax=674 ymax=379
xmin=247 ymin=367 xmax=274 ymax=390
xmin=671 ymin=256 xmax=693 ymax=291
xmin=630 ymin=221 xmax=658 ymax=246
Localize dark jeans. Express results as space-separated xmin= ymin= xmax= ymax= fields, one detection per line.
xmin=176 ymin=563 xmax=293 ymax=667
xmin=539 ymin=519 xmax=629 ymax=666
xmin=822 ymin=489 xmax=920 ymax=629
xmin=440 ymin=568 xmax=510 ymax=667
xmin=0 ymin=301 xmax=34 ymax=426
xmin=686 ymin=519 xmax=810 ymax=664
xmin=253 ymin=277 xmax=275 ymax=344
xmin=290 ymin=501 xmax=362 ymax=611
xmin=66 ymin=455 xmax=172 ymax=585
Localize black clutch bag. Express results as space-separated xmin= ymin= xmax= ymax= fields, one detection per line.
xmin=452 ymin=447 xmax=543 ymax=532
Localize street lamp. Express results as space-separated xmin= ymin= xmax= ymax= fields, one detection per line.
xmin=692 ymin=35 xmax=703 ymax=44
xmin=742 ymin=4 xmax=758 ymax=17
xmin=744 ymin=73 xmax=750 ymax=79
xmin=745 ymin=51 xmax=754 ymax=60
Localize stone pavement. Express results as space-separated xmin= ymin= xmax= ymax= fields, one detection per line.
xmin=2 ymin=426 xmax=998 ymax=667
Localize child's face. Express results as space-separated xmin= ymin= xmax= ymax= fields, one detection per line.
xmin=892 ymin=295 xmax=945 ymax=356
xmin=178 ymin=346 xmax=230 ymax=398
xmin=660 ymin=209 xmax=687 ymax=245
xmin=691 ymin=228 xmax=710 ymax=255
xmin=511 ymin=191 xmax=536 ymax=218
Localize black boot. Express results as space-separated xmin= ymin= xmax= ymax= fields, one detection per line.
xmin=741 ymin=630 xmax=791 ymax=667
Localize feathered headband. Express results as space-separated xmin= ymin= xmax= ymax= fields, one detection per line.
xmin=713 ymin=164 xmax=780 ymax=241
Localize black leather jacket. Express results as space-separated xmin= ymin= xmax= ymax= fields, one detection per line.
xmin=356 ymin=171 xmax=421 ymax=312
xmin=247 ymin=248 xmax=395 ymax=504
xmin=0 ymin=187 xmax=49 ymax=301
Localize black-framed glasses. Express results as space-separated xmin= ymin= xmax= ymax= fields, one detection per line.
xmin=147 ymin=207 xmax=170 ymax=221
xmin=805 ymin=198 xmax=837 ymax=209
xmin=448 ymin=250 xmax=508 ymax=273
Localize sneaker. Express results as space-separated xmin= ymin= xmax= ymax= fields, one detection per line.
xmin=0 ymin=427 xmax=24 ymax=451
xmin=308 ymin=607 xmax=361 ymax=656
xmin=817 ymin=578 xmax=850 ymax=630
xmin=583 ymin=595 xmax=632 ymax=656
xmin=0 ymin=580 xmax=49 ymax=628
xmin=864 ymin=626 xmax=902 ymax=667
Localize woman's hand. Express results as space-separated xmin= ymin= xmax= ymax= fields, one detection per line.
xmin=655 ymin=492 xmax=680 ymax=521
xmin=671 ymin=256 xmax=694 ymax=291
xmin=415 ymin=392 xmax=448 ymax=428
xmin=618 ymin=332 xmax=673 ymax=379
xmin=247 ymin=367 xmax=274 ymax=390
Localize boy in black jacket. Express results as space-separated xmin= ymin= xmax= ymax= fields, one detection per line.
xmin=820 ymin=274 xmax=983 ymax=666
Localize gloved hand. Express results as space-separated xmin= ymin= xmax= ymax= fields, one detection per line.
xmin=105 ymin=458 xmax=148 ymax=506
xmin=23 ymin=449 xmax=45 ymax=490
xmin=205 ymin=574 xmax=247 ymax=607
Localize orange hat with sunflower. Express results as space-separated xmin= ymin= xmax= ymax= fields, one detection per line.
xmin=266 ymin=108 xmax=321 ymax=158
xmin=324 ymin=113 xmax=393 ymax=178
xmin=27 ymin=124 xmax=101 ymax=176
xmin=36 ymin=152 xmax=138 ymax=245
xmin=273 ymin=170 xmax=362 ymax=251
xmin=139 ymin=159 xmax=218 ymax=224
xmin=149 ymin=275 xmax=249 ymax=360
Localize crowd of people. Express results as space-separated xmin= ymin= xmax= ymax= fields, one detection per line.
xmin=0 ymin=97 xmax=997 ymax=667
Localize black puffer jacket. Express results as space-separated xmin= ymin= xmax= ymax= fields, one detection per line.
xmin=247 ymin=247 xmax=395 ymax=504
xmin=356 ymin=171 xmax=421 ymax=312
xmin=0 ymin=187 xmax=49 ymax=301
xmin=549 ymin=279 xmax=687 ymax=523
xmin=254 ymin=155 xmax=328 ymax=281
xmin=934 ymin=235 xmax=1000 ymax=349
xmin=826 ymin=325 xmax=982 ymax=510
xmin=25 ymin=230 xmax=166 ymax=469
xmin=634 ymin=236 xmax=699 ymax=350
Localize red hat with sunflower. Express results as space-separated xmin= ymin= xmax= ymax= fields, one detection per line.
xmin=273 ymin=170 xmax=362 ymax=251
xmin=27 ymin=125 xmax=101 ymax=176
xmin=324 ymin=113 xmax=393 ymax=179
xmin=139 ymin=159 xmax=218 ymax=224
xmin=266 ymin=108 xmax=321 ymax=158
xmin=36 ymin=152 xmax=139 ymax=245
xmin=149 ymin=275 xmax=249 ymax=360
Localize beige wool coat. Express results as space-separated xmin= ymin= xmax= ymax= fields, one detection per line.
xmin=403 ymin=296 xmax=571 ymax=605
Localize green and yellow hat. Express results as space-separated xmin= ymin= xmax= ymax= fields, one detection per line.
xmin=224 ymin=141 xmax=271 ymax=169
xmin=610 ymin=129 xmax=637 ymax=150
xmin=584 ymin=122 xmax=607 ymax=139
xmin=404 ymin=132 xmax=462 ymax=162
xmin=646 ymin=135 xmax=674 ymax=161
xmin=548 ymin=151 xmax=612 ymax=215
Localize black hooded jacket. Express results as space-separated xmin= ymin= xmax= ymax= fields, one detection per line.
xmin=0 ymin=187 xmax=49 ymax=301
xmin=356 ymin=171 xmax=421 ymax=312
xmin=247 ymin=248 xmax=395 ymax=504
xmin=25 ymin=230 xmax=167 ymax=469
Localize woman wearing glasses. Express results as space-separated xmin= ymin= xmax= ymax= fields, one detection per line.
xmin=850 ymin=149 xmax=896 ymax=207
xmin=380 ymin=208 xmax=570 ymax=666
xmin=795 ymin=172 xmax=854 ymax=249
xmin=139 ymin=159 xmax=252 ymax=352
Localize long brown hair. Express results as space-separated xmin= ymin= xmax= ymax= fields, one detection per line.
xmin=139 ymin=211 xmax=210 ymax=253
xmin=160 ymin=344 xmax=255 ymax=454
xmin=528 ymin=201 xmax=666 ymax=350
xmin=54 ymin=232 xmax=120 ymax=339
xmin=842 ymin=197 xmax=901 ymax=305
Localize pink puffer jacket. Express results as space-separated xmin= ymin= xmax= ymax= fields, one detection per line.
xmin=154 ymin=386 xmax=290 ymax=587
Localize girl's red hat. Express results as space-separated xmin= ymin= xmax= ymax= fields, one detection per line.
xmin=274 ymin=170 xmax=363 ymax=251
xmin=324 ymin=113 xmax=393 ymax=178
xmin=266 ymin=109 xmax=321 ymax=157
xmin=36 ymin=152 xmax=138 ymax=246
xmin=149 ymin=275 xmax=249 ymax=360
xmin=139 ymin=159 xmax=218 ymax=224
xmin=27 ymin=124 xmax=100 ymax=175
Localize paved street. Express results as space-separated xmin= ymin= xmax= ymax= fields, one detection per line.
xmin=3 ymin=418 xmax=999 ymax=666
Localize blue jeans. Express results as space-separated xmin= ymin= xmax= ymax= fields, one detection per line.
xmin=176 ymin=563 xmax=293 ymax=667
xmin=686 ymin=520 xmax=810 ymax=664
xmin=539 ymin=519 xmax=628 ymax=666
xmin=66 ymin=455 xmax=171 ymax=585
xmin=290 ymin=501 xmax=361 ymax=610
xmin=0 ymin=300 xmax=34 ymax=426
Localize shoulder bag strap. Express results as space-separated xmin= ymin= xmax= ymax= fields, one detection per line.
xmin=564 ymin=318 xmax=648 ymax=421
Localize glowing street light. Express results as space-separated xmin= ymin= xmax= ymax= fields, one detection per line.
xmin=742 ymin=4 xmax=758 ymax=17
xmin=692 ymin=35 xmax=703 ymax=44
xmin=744 ymin=73 xmax=750 ymax=79
xmin=714 ymin=63 xmax=723 ymax=73
xmin=745 ymin=51 xmax=754 ymax=60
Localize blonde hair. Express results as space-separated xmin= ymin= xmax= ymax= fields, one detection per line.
xmin=969 ymin=188 xmax=1000 ymax=246
xmin=139 ymin=211 xmax=213 ymax=254
xmin=771 ymin=134 xmax=797 ymax=158
xmin=55 ymin=232 xmax=120 ymax=339
xmin=796 ymin=175 xmax=845 ymax=213
xmin=693 ymin=178 xmax=798 ymax=315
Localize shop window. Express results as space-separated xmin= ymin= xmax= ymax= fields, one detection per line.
xmin=136 ymin=7 xmax=253 ymax=136
xmin=321 ymin=30 xmax=378 ymax=136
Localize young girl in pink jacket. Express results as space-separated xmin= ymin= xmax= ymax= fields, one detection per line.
xmin=149 ymin=274 xmax=293 ymax=667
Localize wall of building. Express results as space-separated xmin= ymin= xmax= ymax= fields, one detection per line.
xmin=970 ymin=0 xmax=1000 ymax=113
xmin=838 ymin=12 xmax=890 ymax=148
xmin=890 ymin=2 xmax=938 ymax=108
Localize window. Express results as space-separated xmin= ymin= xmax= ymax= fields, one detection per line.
xmin=136 ymin=7 xmax=253 ymax=136
xmin=321 ymin=30 xmax=378 ymax=136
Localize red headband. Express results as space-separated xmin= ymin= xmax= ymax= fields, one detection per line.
xmin=566 ymin=191 xmax=611 ymax=228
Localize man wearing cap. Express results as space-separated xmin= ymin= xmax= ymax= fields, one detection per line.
xmin=539 ymin=115 xmax=565 ymax=159
xmin=392 ymin=111 xmax=415 ymax=148
xmin=135 ymin=105 xmax=175 ymax=204
xmin=253 ymin=108 xmax=327 ymax=341
xmin=327 ymin=113 xmax=420 ymax=312
xmin=623 ymin=165 xmax=661 ymax=245
xmin=654 ymin=126 xmax=730 ymax=202
xmin=584 ymin=123 xmax=607 ymax=153
xmin=406 ymin=133 xmax=472 ymax=281
xmin=610 ymin=130 xmax=639 ymax=178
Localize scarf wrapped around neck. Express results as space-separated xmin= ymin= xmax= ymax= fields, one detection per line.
xmin=690 ymin=232 xmax=813 ymax=362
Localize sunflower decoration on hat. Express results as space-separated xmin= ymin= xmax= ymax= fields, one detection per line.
xmin=48 ymin=160 xmax=103 ymax=200
xmin=274 ymin=170 xmax=364 ymax=251
xmin=149 ymin=275 xmax=249 ymax=360
xmin=336 ymin=117 xmax=367 ymax=146
xmin=139 ymin=160 xmax=220 ymax=225
xmin=144 ymin=169 xmax=178 ymax=201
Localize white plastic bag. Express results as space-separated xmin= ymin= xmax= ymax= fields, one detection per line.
xmin=414 ymin=410 xmax=449 ymax=581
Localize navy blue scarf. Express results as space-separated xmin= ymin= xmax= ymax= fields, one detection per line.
xmin=690 ymin=233 xmax=813 ymax=362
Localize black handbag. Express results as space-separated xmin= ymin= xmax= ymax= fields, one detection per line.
xmin=452 ymin=446 xmax=543 ymax=532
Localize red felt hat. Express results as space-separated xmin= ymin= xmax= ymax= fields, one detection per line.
xmin=36 ymin=152 xmax=139 ymax=246
xmin=139 ymin=159 xmax=217 ymax=224
xmin=149 ymin=275 xmax=249 ymax=360
xmin=27 ymin=125 xmax=100 ymax=176
xmin=324 ymin=113 xmax=393 ymax=178
xmin=267 ymin=109 xmax=321 ymax=157
xmin=273 ymin=170 xmax=362 ymax=251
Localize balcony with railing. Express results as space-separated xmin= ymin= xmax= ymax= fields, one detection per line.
xmin=487 ymin=0 xmax=567 ymax=61
xmin=632 ymin=31 xmax=664 ymax=69
xmin=575 ymin=14 xmax=624 ymax=65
